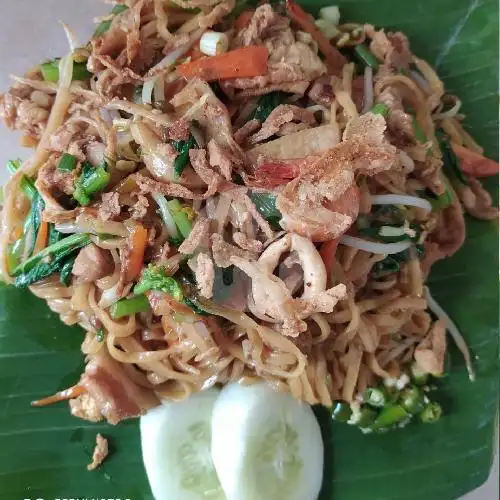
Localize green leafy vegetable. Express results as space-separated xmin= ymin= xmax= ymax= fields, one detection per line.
xmin=438 ymin=132 xmax=469 ymax=186
xmin=371 ymin=103 xmax=390 ymax=117
xmin=25 ymin=192 xmax=45 ymax=256
xmin=40 ymin=60 xmax=91 ymax=83
xmin=248 ymin=91 xmax=288 ymax=123
xmin=58 ymin=153 xmax=78 ymax=172
xmin=354 ymin=44 xmax=380 ymax=69
xmin=172 ymin=134 xmax=197 ymax=179
xmin=133 ymin=265 xmax=184 ymax=301
xmin=110 ymin=294 xmax=151 ymax=319
xmin=167 ymin=199 xmax=193 ymax=239
xmin=7 ymin=159 xmax=37 ymax=200
xmin=249 ymin=191 xmax=282 ymax=229
xmin=48 ymin=224 xmax=63 ymax=245
xmin=73 ymin=161 xmax=110 ymax=206
xmin=12 ymin=233 xmax=90 ymax=277
xmin=371 ymin=244 xmax=424 ymax=277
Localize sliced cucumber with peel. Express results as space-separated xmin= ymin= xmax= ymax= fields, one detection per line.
xmin=211 ymin=383 xmax=324 ymax=500
xmin=140 ymin=388 xmax=225 ymax=500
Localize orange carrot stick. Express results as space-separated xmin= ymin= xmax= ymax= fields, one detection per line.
xmin=33 ymin=220 xmax=49 ymax=254
xmin=123 ymin=224 xmax=148 ymax=282
xmin=178 ymin=45 xmax=269 ymax=81
xmin=451 ymin=143 xmax=499 ymax=178
xmin=286 ymin=0 xmax=346 ymax=75
xmin=31 ymin=385 xmax=85 ymax=407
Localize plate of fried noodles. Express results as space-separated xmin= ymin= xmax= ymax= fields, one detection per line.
xmin=0 ymin=0 xmax=498 ymax=499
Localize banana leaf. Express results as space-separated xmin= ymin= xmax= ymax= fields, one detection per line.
xmin=0 ymin=0 xmax=498 ymax=499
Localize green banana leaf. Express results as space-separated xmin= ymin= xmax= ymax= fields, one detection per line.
xmin=0 ymin=0 xmax=498 ymax=499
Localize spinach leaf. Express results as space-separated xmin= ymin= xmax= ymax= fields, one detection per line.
xmin=248 ymin=92 xmax=288 ymax=123
xmin=438 ymin=132 xmax=469 ymax=186
xmin=250 ymin=191 xmax=282 ymax=229
xmin=26 ymin=193 xmax=45 ymax=256
xmin=172 ymin=134 xmax=198 ymax=179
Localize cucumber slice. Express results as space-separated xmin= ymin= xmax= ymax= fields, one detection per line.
xmin=140 ymin=389 xmax=225 ymax=500
xmin=211 ymin=383 xmax=323 ymax=500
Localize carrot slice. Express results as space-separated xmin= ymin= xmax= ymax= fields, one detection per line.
xmin=33 ymin=220 xmax=49 ymax=254
xmin=31 ymin=385 xmax=85 ymax=407
xmin=286 ymin=0 xmax=346 ymax=75
xmin=177 ymin=45 xmax=269 ymax=81
xmin=235 ymin=9 xmax=255 ymax=31
xmin=123 ymin=224 xmax=148 ymax=282
xmin=451 ymin=143 xmax=499 ymax=178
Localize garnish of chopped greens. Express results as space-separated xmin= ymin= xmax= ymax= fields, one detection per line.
xmin=172 ymin=133 xmax=198 ymax=179
xmin=247 ymin=91 xmax=289 ymax=123
xmin=73 ymin=161 xmax=111 ymax=206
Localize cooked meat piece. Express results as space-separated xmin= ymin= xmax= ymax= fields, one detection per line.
xmin=98 ymin=192 xmax=121 ymax=221
xmin=234 ymin=119 xmax=261 ymax=146
xmin=308 ymin=76 xmax=334 ymax=106
xmin=414 ymin=320 xmax=447 ymax=376
xmin=178 ymin=216 xmax=211 ymax=255
xmin=376 ymin=87 xmax=414 ymax=145
xmin=233 ymin=232 xmax=263 ymax=253
xmin=247 ymin=105 xmax=316 ymax=145
xmin=189 ymin=148 xmax=221 ymax=199
xmin=72 ymin=244 xmax=114 ymax=283
xmin=73 ymin=349 xmax=159 ymax=425
xmin=0 ymin=83 xmax=50 ymax=138
xmin=207 ymin=139 xmax=238 ymax=181
xmin=130 ymin=194 xmax=150 ymax=220
xmin=69 ymin=392 xmax=103 ymax=422
xmin=36 ymin=159 xmax=79 ymax=196
xmin=195 ymin=252 xmax=215 ymax=299
xmin=211 ymin=233 xmax=254 ymax=268
xmin=455 ymin=176 xmax=499 ymax=221
xmin=87 ymin=434 xmax=109 ymax=471
xmin=421 ymin=194 xmax=466 ymax=275
xmin=227 ymin=4 xmax=326 ymax=92
xmin=234 ymin=4 xmax=290 ymax=47
xmin=365 ymin=25 xmax=413 ymax=70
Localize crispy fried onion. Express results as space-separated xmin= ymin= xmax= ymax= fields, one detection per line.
xmin=276 ymin=113 xmax=398 ymax=241
xmin=231 ymin=233 xmax=346 ymax=337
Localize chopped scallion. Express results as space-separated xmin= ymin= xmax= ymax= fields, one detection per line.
xmin=354 ymin=44 xmax=379 ymax=69
xmin=58 ymin=153 xmax=78 ymax=172
xmin=109 ymin=294 xmax=151 ymax=319
xmin=371 ymin=103 xmax=390 ymax=117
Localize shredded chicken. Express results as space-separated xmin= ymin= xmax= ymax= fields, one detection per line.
xmin=73 ymin=349 xmax=159 ymax=424
xmin=87 ymin=434 xmax=109 ymax=471
xmin=178 ymin=215 xmax=211 ymax=254
xmin=365 ymin=25 xmax=413 ymax=69
xmin=195 ymin=252 xmax=215 ymax=298
xmin=98 ymin=192 xmax=121 ymax=221
xmin=247 ymin=105 xmax=316 ymax=145
xmin=414 ymin=320 xmax=447 ymax=375
xmin=277 ymin=114 xmax=397 ymax=241
xmin=72 ymin=244 xmax=114 ymax=283
xmin=211 ymin=233 xmax=253 ymax=268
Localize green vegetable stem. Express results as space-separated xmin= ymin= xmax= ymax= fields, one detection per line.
xmin=110 ymin=294 xmax=151 ymax=319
